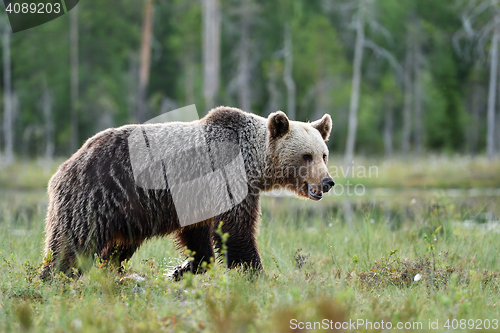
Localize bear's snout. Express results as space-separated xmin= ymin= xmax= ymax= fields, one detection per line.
xmin=322 ymin=178 xmax=335 ymax=193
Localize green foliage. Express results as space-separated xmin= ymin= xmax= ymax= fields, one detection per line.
xmin=214 ymin=221 xmax=230 ymax=259
xmin=0 ymin=0 xmax=494 ymax=157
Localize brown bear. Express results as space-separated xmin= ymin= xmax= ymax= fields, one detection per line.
xmin=40 ymin=106 xmax=334 ymax=279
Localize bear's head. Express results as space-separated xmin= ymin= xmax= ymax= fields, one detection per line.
xmin=267 ymin=111 xmax=334 ymax=200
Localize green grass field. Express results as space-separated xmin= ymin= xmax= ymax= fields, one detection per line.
xmin=0 ymin=156 xmax=499 ymax=332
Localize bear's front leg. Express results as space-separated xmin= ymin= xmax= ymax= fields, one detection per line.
xmin=214 ymin=195 xmax=263 ymax=271
xmin=172 ymin=222 xmax=215 ymax=280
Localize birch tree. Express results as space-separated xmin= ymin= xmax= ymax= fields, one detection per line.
xmin=70 ymin=6 xmax=79 ymax=153
xmin=283 ymin=23 xmax=296 ymax=120
xmin=380 ymin=68 xmax=403 ymax=158
xmin=202 ymin=0 xmax=221 ymax=111
xmin=344 ymin=0 xmax=365 ymax=166
xmin=381 ymin=73 xmax=398 ymax=157
xmin=454 ymin=0 xmax=499 ymax=158
xmin=402 ymin=31 xmax=413 ymax=155
xmin=413 ymin=34 xmax=423 ymax=155
xmin=487 ymin=8 xmax=499 ymax=159
xmin=342 ymin=0 xmax=401 ymax=164
xmin=137 ymin=0 xmax=154 ymax=123
xmin=235 ymin=0 xmax=258 ymax=113
xmin=2 ymin=23 xmax=13 ymax=165
xmin=383 ymin=95 xmax=394 ymax=157
xmin=42 ymin=80 xmax=54 ymax=172
xmin=467 ymin=67 xmax=484 ymax=154
xmin=265 ymin=60 xmax=281 ymax=116
xmin=400 ymin=14 xmax=425 ymax=155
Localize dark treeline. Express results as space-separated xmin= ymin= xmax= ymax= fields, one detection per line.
xmin=0 ymin=0 xmax=499 ymax=161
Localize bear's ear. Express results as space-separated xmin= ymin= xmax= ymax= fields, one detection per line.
xmin=311 ymin=114 xmax=332 ymax=141
xmin=268 ymin=111 xmax=290 ymax=139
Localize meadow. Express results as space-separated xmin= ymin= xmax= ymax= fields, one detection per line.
xmin=0 ymin=156 xmax=499 ymax=332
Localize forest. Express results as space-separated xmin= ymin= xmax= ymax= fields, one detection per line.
xmin=1 ymin=2 xmax=500 ymax=332
xmin=0 ymin=0 xmax=499 ymax=163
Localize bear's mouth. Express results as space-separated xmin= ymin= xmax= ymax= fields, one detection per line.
xmin=306 ymin=182 xmax=323 ymax=201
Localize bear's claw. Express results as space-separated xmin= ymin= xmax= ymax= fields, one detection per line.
xmin=168 ymin=260 xmax=192 ymax=281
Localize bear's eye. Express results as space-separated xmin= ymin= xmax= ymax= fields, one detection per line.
xmin=303 ymin=154 xmax=313 ymax=162
xmin=323 ymin=154 xmax=327 ymax=162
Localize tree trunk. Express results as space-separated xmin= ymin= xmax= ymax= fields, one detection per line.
xmin=202 ymin=0 xmax=221 ymax=111
xmin=313 ymin=49 xmax=328 ymax=121
xmin=383 ymin=94 xmax=393 ymax=157
xmin=402 ymin=34 xmax=413 ymax=154
xmin=70 ymin=6 xmax=79 ymax=153
xmin=137 ymin=0 xmax=154 ymax=123
xmin=413 ymin=34 xmax=423 ymax=155
xmin=496 ymin=13 xmax=500 ymax=158
xmin=343 ymin=200 xmax=354 ymax=228
xmin=314 ymin=74 xmax=327 ymax=120
xmin=184 ymin=57 xmax=195 ymax=105
xmin=11 ymin=91 xmax=18 ymax=153
xmin=487 ymin=14 xmax=499 ymax=159
xmin=497 ymin=97 xmax=500 ymax=152
xmin=3 ymin=27 xmax=13 ymax=165
xmin=283 ymin=23 xmax=296 ymax=120
xmin=469 ymin=79 xmax=481 ymax=155
xmin=43 ymin=81 xmax=54 ymax=173
xmin=237 ymin=0 xmax=252 ymax=112
xmin=265 ymin=61 xmax=280 ymax=116
xmin=344 ymin=2 xmax=365 ymax=166
xmin=127 ymin=52 xmax=139 ymax=121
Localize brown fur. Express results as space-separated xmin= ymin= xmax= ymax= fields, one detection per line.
xmin=40 ymin=107 xmax=332 ymax=279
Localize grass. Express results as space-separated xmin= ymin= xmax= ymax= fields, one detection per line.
xmin=0 ymin=188 xmax=499 ymax=332
xmin=1 ymin=155 xmax=500 ymax=332
xmin=0 ymin=159 xmax=61 ymax=191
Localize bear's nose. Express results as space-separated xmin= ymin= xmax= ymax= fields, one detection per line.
xmin=322 ymin=178 xmax=335 ymax=193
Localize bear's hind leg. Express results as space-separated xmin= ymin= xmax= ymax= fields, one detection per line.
xmin=118 ymin=245 xmax=136 ymax=265
xmin=39 ymin=245 xmax=79 ymax=280
xmin=100 ymin=242 xmax=137 ymax=272
xmin=115 ymin=245 xmax=136 ymax=273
